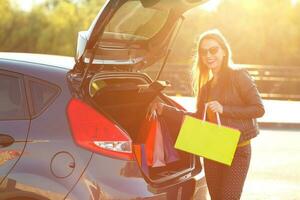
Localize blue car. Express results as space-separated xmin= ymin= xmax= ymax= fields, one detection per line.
xmin=0 ymin=0 xmax=208 ymax=199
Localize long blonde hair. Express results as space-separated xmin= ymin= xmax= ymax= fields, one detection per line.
xmin=192 ymin=29 xmax=233 ymax=101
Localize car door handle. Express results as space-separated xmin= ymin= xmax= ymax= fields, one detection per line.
xmin=0 ymin=134 xmax=15 ymax=148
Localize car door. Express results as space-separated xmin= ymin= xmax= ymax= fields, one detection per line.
xmin=0 ymin=70 xmax=30 ymax=184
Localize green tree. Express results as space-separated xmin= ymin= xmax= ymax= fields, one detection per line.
xmin=0 ymin=0 xmax=104 ymax=56
xmin=33 ymin=0 xmax=104 ymax=55
xmin=1 ymin=0 xmax=300 ymax=66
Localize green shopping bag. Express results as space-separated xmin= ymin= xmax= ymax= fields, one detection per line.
xmin=175 ymin=105 xmax=241 ymax=166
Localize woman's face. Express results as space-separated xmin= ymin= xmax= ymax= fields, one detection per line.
xmin=200 ymin=38 xmax=225 ymax=72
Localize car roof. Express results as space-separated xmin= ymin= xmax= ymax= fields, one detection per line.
xmin=0 ymin=52 xmax=75 ymax=70
xmin=0 ymin=52 xmax=75 ymax=85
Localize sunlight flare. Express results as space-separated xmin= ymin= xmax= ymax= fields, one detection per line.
xmin=200 ymin=0 xmax=221 ymax=12
xmin=291 ymin=0 xmax=298 ymax=6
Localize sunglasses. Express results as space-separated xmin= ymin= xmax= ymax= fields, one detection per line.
xmin=200 ymin=46 xmax=219 ymax=56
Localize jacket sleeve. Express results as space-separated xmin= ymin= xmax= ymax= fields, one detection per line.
xmin=221 ymin=69 xmax=265 ymax=119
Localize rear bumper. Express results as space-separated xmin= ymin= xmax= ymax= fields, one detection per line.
xmin=65 ymin=154 xmax=206 ymax=200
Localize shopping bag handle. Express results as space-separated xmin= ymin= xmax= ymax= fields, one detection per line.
xmin=146 ymin=109 xmax=157 ymax=121
xmin=202 ymin=103 xmax=221 ymax=127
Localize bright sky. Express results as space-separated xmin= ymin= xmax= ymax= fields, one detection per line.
xmin=201 ymin=0 xmax=221 ymax=12
xmin=13 ymin=0 xmax=298 ymax=11
xmin=13 ymin=0 xmax=44 ymax=11
xmin=14 ymin=0 xmax=223 ymax=12
xmin=291 ymin=0 xmax=298 ymax=6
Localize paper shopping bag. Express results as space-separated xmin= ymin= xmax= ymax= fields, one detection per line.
xmin=152 ymin=118 xmax=166 ymax=167
xmin=175 ymin=115 xmax=240 ymax=166
xmin=137 ymin=114 xmax=157 ymax=166
xmin=133 ymin=144 xmax=142 ymax=167
xmin=133 ymin=144 xmax=149 ymax=175
xmin=158 ymin=116 xmax=180 ymax=164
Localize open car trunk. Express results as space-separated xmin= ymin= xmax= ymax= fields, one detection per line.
xmin=88 ymin=72 xmax=195 ymax=183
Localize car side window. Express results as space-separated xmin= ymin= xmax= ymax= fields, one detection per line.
xmin=27 ymin=78 xmax=59 ymax=117
xmin=0 ymin=72 xmax=28 ymax=120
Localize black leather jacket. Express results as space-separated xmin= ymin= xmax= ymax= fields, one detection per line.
xmin=198 ymin=68 xmax=265 ymax=142
xmin=163 ymin=68 xmax=265 ymax=143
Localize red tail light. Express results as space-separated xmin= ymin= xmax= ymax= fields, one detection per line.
xmin=67 ymin=99 xmax=134 ymax=160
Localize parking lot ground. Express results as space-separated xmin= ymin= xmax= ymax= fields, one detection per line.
xmin=241 ymin=129 xmax=300 ymax=200
xmin=198 ymin=129 xmax=300 ymax=200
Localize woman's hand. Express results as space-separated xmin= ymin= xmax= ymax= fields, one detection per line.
xmin=206 ymin=101 xmax=223 ymax=114
xmin=146 ymin=102 xmax=164 ymax=119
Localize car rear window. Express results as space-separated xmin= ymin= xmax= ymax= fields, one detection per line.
xmin=102 ymin=0 xmax=169 ymax=41
xmin=0 ymin=73 xmax=28 ymax=120
xmin=28 ymin=79 xmax=59 ymax=117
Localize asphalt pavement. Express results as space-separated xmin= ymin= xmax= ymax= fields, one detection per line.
xmin=241 ymin=129 xmax=300 ymax=200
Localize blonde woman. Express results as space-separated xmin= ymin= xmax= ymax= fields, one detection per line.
xmin=151 ymin=29 xmax=265 ymax=199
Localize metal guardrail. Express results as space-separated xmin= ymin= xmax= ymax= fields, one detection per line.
xmin=243 ymin=64 xmax=300 ymax=101
xmin=145 ymin=64 xmax=300 ymax=101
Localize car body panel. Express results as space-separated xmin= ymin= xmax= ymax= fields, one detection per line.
xmin=0 ymin=121 xmax=29 ymax=184
xmin=0 ymin=70 xmax=30 ymax=184
xmin=0 ymin=53 xmax=207 ymax=199
xmin=0 ymin=52 xmax=74 ymax=71
xmin=0 ymin=57 xmax=92 ymax=199
xmin=66 ymin=154 xmax=199 ymax=200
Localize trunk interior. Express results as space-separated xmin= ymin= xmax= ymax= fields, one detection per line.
xmin=88 ymin=72 xmax=194 ymax=182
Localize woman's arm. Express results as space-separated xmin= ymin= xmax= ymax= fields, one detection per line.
xmin=221 ymin=69 xmax=265 ymax=119
xmin=151 ymin=102 xmax=202 ymax=129
xmin=161 ymin=104 xmax=200 ymax=118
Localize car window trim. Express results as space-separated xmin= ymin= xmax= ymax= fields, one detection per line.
xmin=24 ymin=76 xmax=61 ymax=119
xmin=0 ymin=69 xmax=30 ymax=121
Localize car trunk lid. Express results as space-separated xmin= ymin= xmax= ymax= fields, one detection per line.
xmin=74 ymin=0 xmax=209 ymax=74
